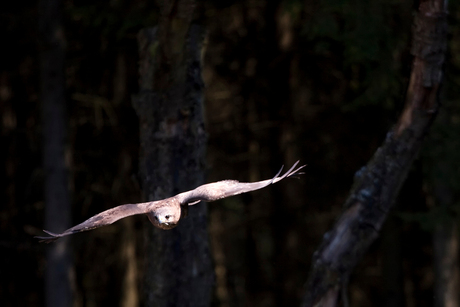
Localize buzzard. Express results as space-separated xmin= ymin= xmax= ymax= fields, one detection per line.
xmin=36 ymin=161 xmax=305 ymax=243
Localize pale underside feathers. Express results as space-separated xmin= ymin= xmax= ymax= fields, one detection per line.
xmin=36 ymin=161 xmax=305 ymax=243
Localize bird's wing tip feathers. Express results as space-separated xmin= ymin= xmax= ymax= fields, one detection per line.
xmin=34 ymin=230 xmax=62 ymax=243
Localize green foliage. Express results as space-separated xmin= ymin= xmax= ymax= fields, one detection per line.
xmin=67 ymin=1 xmax=158 ymax=40
xmin=396 ymin=205 xmax=460 ymax=232
xmin=290 ymin=0 xmax=413 ymax=110
xmin=423 ymin=107 xmax=460 ymax=192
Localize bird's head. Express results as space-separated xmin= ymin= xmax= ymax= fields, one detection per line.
xmin=147 ymin=200 xmax=181 ymax=230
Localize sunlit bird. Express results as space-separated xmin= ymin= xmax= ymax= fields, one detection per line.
xmin=36 ymin=161 xmax=305 ymax=243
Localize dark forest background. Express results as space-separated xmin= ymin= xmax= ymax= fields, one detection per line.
xmin=1 ymin=0 xmax=460 ymax=306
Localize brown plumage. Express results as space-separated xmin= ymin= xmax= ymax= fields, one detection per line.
xmin=35 ymin=161 xmax=305 ymax=243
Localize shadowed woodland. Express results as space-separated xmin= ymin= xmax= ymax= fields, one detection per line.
xmin=2 ymin=0 xmax=460 ymax=306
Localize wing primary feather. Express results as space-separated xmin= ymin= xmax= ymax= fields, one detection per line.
xmin=35 ymin=202 xmax=151 ymax=243
xmin=35 ymin=161 xmax=306 ymax=242
xmin=178 ymin=160 xmax=306 ymax=205
xmin=270 ymin=165 xmax=284 ymax=184
xmin=272 ymin=160 xmax=301 ymax=183
xmin=43 ymin=230 xmax=60 ymax=236
xmin=35 ymin=231 xmax=61 ymax=243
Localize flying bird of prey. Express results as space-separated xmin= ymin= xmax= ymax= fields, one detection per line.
xmin=36 ymin=161 xmax=305 ymax=243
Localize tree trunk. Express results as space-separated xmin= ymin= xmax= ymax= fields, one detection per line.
xmin=120 ymin=218 xmax=139 ymax=307
xmin=381 ymin=214 xmax=404 ymax=307
xmin=434 ymin=216 xmax=459 ymax=307
xmin=428 ymin=111 xmax=460 ymax=307
xmin=38 ymin=0 xmax=73 ymax=306
xmin=133 ymin=2 xmax=214 ymax=305
xmin=302 ymin=1 xmax=448 ymax=306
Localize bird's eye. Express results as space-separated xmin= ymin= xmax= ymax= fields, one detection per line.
xmin=165 ymin=215 xmax=171 ymax=220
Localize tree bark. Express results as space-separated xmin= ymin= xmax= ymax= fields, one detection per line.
xmin=302 ymin=1 xmax=448 ymax=306
xmin=120 ymin=218 xmax=139 ymax=307
xmin=133 ymin=1 xmax=214 ymax=305
xmin=428 ymin=111 xmax=460 ymax=307
xmin=38 ymin=0 xmax=73 ymax=306
xmin=434 ymin=215 xmax=459 ymax=307
xmin=381 ymin=214 xmax=404 ymax=307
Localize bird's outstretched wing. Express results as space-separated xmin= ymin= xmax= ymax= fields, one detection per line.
xmin=36 ymin=161 xmax=305 ymax=243
xmin=177 ymin=160 xmax=306 ymax=205
xmin=35 ymin=202 xmax=151 ymax=243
